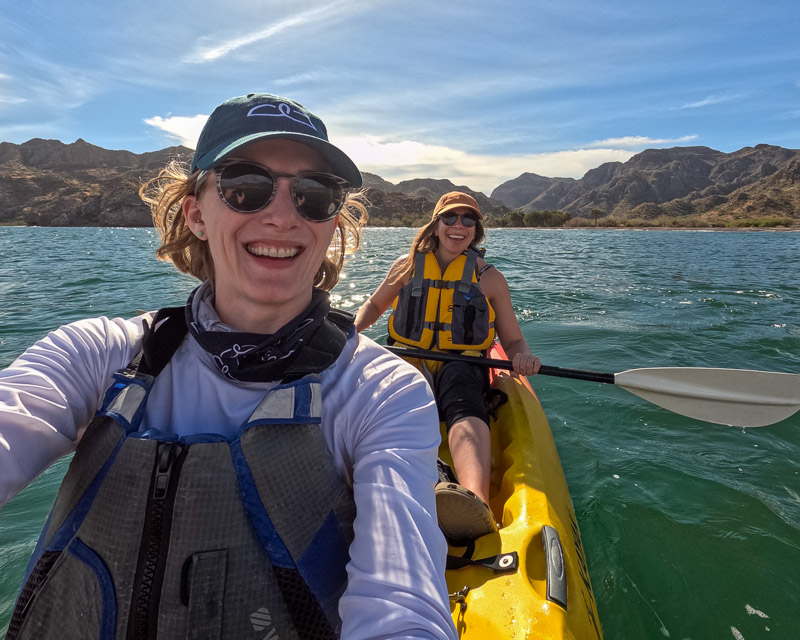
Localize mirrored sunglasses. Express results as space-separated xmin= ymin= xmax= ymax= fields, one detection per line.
xmin=212 ymin=161 xmax=350 ymax=222
xmin=440 ymin=212 xmax=478 ymax=228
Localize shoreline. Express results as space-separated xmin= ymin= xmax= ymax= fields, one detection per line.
xmin=492 ymin=225 xmax=800 ymax=232
xmin=2 ymin=224 xmax=798 ymax=232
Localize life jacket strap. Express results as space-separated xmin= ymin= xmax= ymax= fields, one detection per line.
xmin=423 ymin=320 xmax=495 ymax=332
xmin=132 ymin=306 xmax=188 ymax=377
xmin=458 ymin=249 xmax=480 ymax=294
xmin=410 ymin=251 xmax=427 ymax=297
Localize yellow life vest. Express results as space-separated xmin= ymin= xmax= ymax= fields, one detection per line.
xmin=388 ymin=249 xmax=496 ymax=351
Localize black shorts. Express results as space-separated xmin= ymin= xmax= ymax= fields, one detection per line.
xmin=432 ymin=359 xmax=490 ymax=431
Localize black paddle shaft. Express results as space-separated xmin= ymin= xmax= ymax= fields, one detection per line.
xmin=385 ymin=347 xmax=616 ymax=384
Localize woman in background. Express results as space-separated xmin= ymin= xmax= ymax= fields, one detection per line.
xmin=356 ymin=191 xmax=541 ymax=542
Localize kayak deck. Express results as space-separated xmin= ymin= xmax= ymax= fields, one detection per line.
xmin=440 ymin=350 xmax=603 ymax=639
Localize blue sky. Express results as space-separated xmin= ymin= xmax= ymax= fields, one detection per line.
xmin=1 ymin=0 xmax=798 ymax=194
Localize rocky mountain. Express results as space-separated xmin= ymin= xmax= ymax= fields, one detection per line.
xmin=491 ymin=144 xmax=800 ymax=221
xmin=490 ymin=172 xmax=574 ymax=209
xmin=1 ymin=139 xmax=798 ymax=227
xmin=0 ymin=138 xmax=192 ymax=226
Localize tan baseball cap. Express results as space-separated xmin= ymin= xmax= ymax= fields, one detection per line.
xmin=432 ymin=191 xmax=483 ymax=220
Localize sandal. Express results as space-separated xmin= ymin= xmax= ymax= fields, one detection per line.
xmin=435 ymin=482 xmax=496 ymax=542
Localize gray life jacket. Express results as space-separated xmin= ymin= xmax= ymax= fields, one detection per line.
xmin=7 ymin=307 xmax=356 ymax=640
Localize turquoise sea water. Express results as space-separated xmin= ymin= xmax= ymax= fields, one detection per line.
xmin=1 ymin=226 xmax=798 ymax=639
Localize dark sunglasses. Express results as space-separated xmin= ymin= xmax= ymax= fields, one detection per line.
xmin=210 ymin=161 xmax=350 ymax=222
xmin=440 ymin=212 xmax=478 ymax=228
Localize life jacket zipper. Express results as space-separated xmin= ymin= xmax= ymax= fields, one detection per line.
xmin=127 ymin=441 xmax=186 ymax=640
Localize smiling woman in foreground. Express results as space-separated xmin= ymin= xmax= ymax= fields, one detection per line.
xmin=0 ymin=93 xmax=457 ymax=640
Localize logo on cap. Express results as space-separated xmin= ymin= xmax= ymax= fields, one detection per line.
xmin=247 ymin=102 xmax=318 ymax=131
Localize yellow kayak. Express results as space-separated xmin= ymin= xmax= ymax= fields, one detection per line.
xmin=440 ymin=345 xmax=604 ymax=640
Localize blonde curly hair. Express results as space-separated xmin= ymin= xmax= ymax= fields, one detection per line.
xmin=141 ymin=159 xmax=368 ymax=292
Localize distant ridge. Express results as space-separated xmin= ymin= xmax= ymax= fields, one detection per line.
xmin=489 ymin=172 xmax=574 ymax=209
xmin=0 ymin=139 xmax=192 ymax=226
xmin=0 ymin=137 xmax=184 ymax=169
xmin=491 ymin=144 xmax=800 ymax=222
xmin=0 ymin=139 xmax=797 ymax=226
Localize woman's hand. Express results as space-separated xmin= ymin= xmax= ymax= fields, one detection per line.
xmin=354 ymin=256 xmax=410 ymax=332
xmin=512 ymin=353 xmax=541 ymax=376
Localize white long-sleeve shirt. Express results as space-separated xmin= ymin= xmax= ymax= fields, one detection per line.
xmin=0 ymin=315 xmax=458 ymax=640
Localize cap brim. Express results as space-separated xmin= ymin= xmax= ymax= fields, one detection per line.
xmin=436 ymin=202 xmax=483 ymax=219
xmin=192 ymin=131 xmax=362 ymax=188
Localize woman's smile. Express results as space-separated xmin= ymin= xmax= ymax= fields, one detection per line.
xmin=245 ymin=243 xmax=302 ymax=259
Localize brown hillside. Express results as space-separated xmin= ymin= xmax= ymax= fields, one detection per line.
xmin=2 ymin=139 xmax=797 ymax=226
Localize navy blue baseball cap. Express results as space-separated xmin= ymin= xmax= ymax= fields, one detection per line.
xmin=190 ymin=92 xmax=362 ymax=187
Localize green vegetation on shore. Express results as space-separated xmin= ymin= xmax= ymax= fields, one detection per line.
xmin=567 ymin=215 xmax=794 ymax=229
xmin=373 ymin=209 xmax=796 ymax=229
xmin=486 ymin=211 xmax=795 ymax=229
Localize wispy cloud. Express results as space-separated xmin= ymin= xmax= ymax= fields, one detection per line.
xmin=0 ymin=52 xmax=103 ymax=112
xmin=273 ymin=71 xmax=332 ymax=88
xmin=587 ymin=135 xmax=698 ymax=148
xmin=678 ymin=93 xmax=744 ymax=109
xmin=144 ymin=114 xmax=208 ymax=147
xmin=337 ymin=135 xmax=635 ymax=193
xmin=0 ymin=96 xmax=28 ymax=105
xmin=186 ymin=1 xmax=356 ymax=63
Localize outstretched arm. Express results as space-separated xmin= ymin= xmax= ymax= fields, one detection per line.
xmin=0 ymin=316 xmax=145 ymax=507
xmin=354 ymin=256 xmax=409 ymax=332
xmin=481 ymin=266 xmax=541 ymax=376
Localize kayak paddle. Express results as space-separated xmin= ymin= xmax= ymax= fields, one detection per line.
xmin=384 ymin=346 xmax=800 ymax=428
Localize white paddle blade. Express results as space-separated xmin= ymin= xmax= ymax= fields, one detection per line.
xmin=614 ymin=367 xmax=800 ymax=428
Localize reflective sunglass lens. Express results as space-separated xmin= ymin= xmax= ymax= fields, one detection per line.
xmin=217 ymin=163 xmax=346 ymax=221
xmin=441 ymin=213 xmax=477 ymax=227
xmin=293 ymin=175 xmax=344 ymax=221
xmin=218 ymin=165 xmax=274 ymax=212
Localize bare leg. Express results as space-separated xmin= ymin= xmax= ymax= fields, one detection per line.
xmin=447 ymin=416 xmax=491 ymax=504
